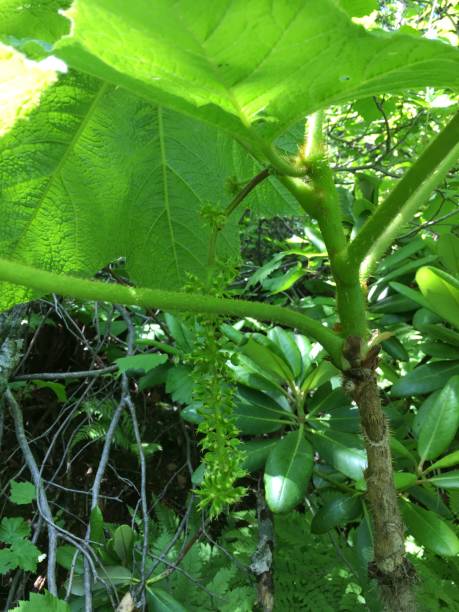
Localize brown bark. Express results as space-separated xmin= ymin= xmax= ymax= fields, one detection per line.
xmin=343 ymin=337 xmax=416 ymax=612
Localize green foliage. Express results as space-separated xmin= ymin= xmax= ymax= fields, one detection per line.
xmin=9 ymin=480 xmax=36 ymax=505
xmin=54 ymin=0 xmax=458 ymax=142
xmin=10 ymin=591 xmax=70 ymax=612
xmin=0 ymin=517 xmax=41 ymax=575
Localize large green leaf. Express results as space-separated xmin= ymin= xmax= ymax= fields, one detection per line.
xmin=391 ymin=361 xmax=459 ymax=397
xmin=417 ymin=376 xmax=459 ymax=462
xmin=309 ymin=430 xmax=367 ymax=481
xmin=55 ymin=0 xmax=459 ymax=142
xmin=0 ymin=72 xmax=242 ymax=309
xmin=401 ymin=501 xmax=459 ymax=556
xmin=264 ymin=429 xmax=313 ymax=513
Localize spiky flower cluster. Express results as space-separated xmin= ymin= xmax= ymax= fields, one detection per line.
xmin=185 ymin=265 xmax=246 ymax=517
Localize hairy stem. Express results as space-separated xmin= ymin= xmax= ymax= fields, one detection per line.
xmin=0 ymin=257 xmax=343 ymax=366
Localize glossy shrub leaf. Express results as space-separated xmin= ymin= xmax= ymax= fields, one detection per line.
xmin=56 ymin=545 xmax=84 ymax=573
xmin=228 ymin=366 xmax=289 ymax=410
xmin=311 ymin=494 xmax=362 ymax=534
xmin=426 ymin=450 xmax=459 ymax=473
xmin=112 ymin=525 xmax=134 ymax=565
xmin=393 ymin=472 xmax=417 ymax=490
xmin=310 ymin=430 xmax=367 ymax=481
xmin=416 ymin=266 xmax=459 ymax=330
xmin=381 ymin=337 xmax=409 ymax=361
xmin=428 ymin=471 xmax=459 ymax=490
xmin=391 ymin=362 xmax=459 ymax=397
xmin=89 ymin=506 xmax=105 ymax=545
xmin=412 ymin=390 xmax=441 ymax=439
xmin=410 ymin=485 xmax=453 ymax=520
xmin=417 ymin=376 xmax=459 ymax=461
xmin=264 ymin=430 xmax=313 ymax=513
xmin=55 ymin=0 xmax=459 ymax=142
xmin=301 ymin=361 xmax=339 ymax=393
xmin=240 ymin=439 xmax=278 ymax=472
xmin=437 ymin=234 xmax=459 ymax=275
xmin=147 ymin=588 xmax=187 ymax=612
xmin=267 ymin=327 xmax=303 ymax=379
xmin=234 ymin=401 xmax=289 ymax=435
xmin=401 ymin=501 xmax=459 ymax=556
xmin=240 ymin=339 xmax=293 ymax=384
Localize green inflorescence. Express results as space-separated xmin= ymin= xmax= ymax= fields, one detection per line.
xmin=186 ymin=265 xmax=247 ymax=517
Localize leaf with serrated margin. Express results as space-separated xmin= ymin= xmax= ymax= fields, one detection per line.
xmin=55 ymin=0 xmax=459 ymax=142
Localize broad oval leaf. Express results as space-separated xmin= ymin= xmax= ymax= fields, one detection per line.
xmin=417 ymin=375 xmax=459 ymax=461
xmin=401 ymin=501 xmax=459 ymax=556
xmin=311 ymin=494 xmax=362 ymax=534
xmin=55 ymin=0 xmax=459 ymax=142
xmin=264 ymin=430 xmax=313 ymax=513
xmin=391 ymin=362 xmax=459 ymax=397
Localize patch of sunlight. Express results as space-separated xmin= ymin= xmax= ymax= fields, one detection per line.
xmin=0 ymin=43 xmax=57 ymax=137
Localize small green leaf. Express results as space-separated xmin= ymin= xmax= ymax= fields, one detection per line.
xmin=426 ymin=450 xmax=459 ymax=473
xmin=402 ymin=501 xmax=459 ymax=556
xmin=9 ymin=480 xmax=36 ymax=505
xmin=10 ymin=592 xmax=70 ymax=612
xmin=234 ymin=400 xmax=291 ymax=435
xmin=10 ymin=539 xmax=41 ymax=572
xmin=311 ymin=494 xmax=362 ymax=534
xmin=393 ymin=472 xmax=417 ymax=490
xmin=89 ymin=506 xmax=105 ymax=545
xmin=165 ymin=365 xmax=193 ymax=404
xmin=301 ymin=361 xmax=339 ymax=393
xmin=112 ymin=525 xmax=134 ymax=565
xmin=32 ymin=380 xmax=67 ymax=402
xmin=381 ymin=337 xmax=409 ymax=362
xmin=0 ymin=548 xmax=16 ymax=574
xmin=437 ymin=234 xmax=459 ymax=275
xmin=262 ymin=263 xmax=305 ymax=294
xmin=56 ymin=545 xmax=84 ymax=573
xmin=416 ymin=266 xmax=459 ymax=330
xmin=115 ymin=353 xmax=168 ymax=374
xmin=338 ymin=0 xmax=378 ymax=18
xmin=417 ymin=376 xmax=459 ymax=461
xmin=240 ymin=439 xmax=278 ymax=472
xmin=147 ymin=587 xmax=187 ymax=612
xmin=310 ymin=430 xmax=367 ymax=481
xmin=241 ymin=338 xmax=293 ymax=384
xmin=267 ymin=327 xmax=303 ymax=379
xmin=391 ymin=362 xmax=459 ymax=397
xmin=428 ymin=471 xmax=459 ymax=490
xmin=264 ymin=430 xmax=313 ymax=513
xmin=0 ymin=517 xmax=30 ymax=545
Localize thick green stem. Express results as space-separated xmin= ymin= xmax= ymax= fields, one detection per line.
xmin=0 ymin=257 xmax=343 ymax=367
xmin=349 ymin=110 xmax=459 ymax=269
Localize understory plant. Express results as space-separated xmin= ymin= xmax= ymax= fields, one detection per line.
xmin=0 ymin=1 xmax=459 ymax=611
